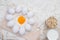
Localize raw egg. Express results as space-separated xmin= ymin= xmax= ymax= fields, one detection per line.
xmin=18 ymin=16 xmax=26 ymax=25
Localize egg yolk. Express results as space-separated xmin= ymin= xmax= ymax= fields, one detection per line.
xmin=18 ymin=16 xmax=26 ymax=25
